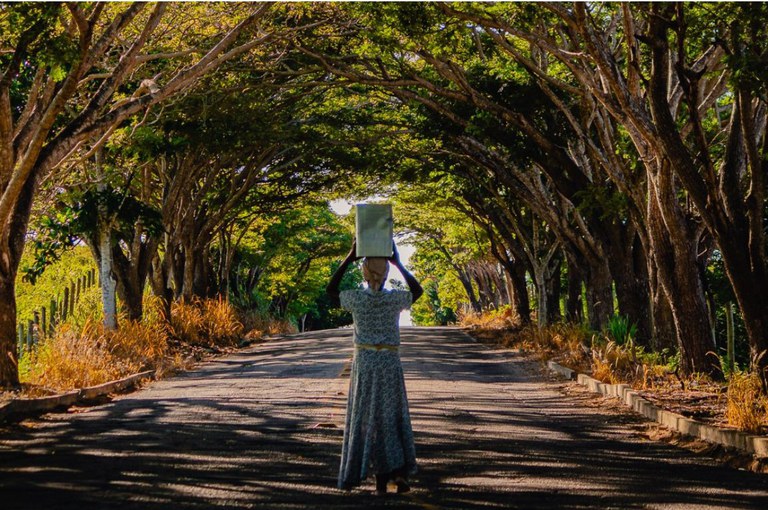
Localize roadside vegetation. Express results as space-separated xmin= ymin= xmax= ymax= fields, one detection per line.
xmin=14 ymin=279 xmax=297 ymax=395
xmin=461 ymin=308 xmax=768 ymax=435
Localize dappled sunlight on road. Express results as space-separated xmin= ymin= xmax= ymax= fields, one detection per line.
xmin=1 ymin=327 xmax=767 ymax=509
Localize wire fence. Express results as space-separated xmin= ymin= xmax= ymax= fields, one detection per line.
xmin=17 ymin=268 xmax=98 ymax=355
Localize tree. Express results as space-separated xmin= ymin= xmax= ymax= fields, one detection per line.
xmin=1 ymin=2 xmax=276 ymax=387
xmin=444 ymin=3 xmax=759 ymax=374
xmin=332 ymin=0 xmax=716 ymax=371
xmin=394 ymin=184 xmax=493 ymax=315
xmin=296 ymin=3 xmax=635 ymax=333
xmin=243 ymin=204 xmax=353 ymax=326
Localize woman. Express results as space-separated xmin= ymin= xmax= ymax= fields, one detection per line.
xmin=327 ymin=240 xmax=423 ymax=495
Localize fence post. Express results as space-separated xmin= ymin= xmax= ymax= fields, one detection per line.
xmin=726 ymin=302 xmax=735 ymax=373
xmin=41 ymin=307 xmax=47 ymax=339
xmin=26 ymin=319 xmax=33 ymax=352
xmin=17 ymin=324 xmax=24 ymax=357
xmin=63 ymin=287 xmax=70 ymax=322
xmin=33 ymin=311 xmax=40 ymax=346
xmin=76 ymin=278 xmax=82 ymax=307
xmin=50 ymin=298 xmax=57 ymax=334
xmin=69 ymin=282 xmax=76 ymax=316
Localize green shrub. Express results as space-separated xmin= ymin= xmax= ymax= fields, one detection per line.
xmin=605 ymin=315 xmax=637 ymax=346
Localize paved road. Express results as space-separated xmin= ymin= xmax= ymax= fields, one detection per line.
xmin=1 ymin=327 xmax=767 ymax=509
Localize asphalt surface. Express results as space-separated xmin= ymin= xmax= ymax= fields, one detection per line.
xmin=1 ymin=326 xmax=767 ymax=509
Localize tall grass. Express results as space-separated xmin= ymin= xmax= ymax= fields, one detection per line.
xmin=15 ymin=295 xmax=267 ymax=393
xmin=169 ymin=297 xmax=244 ymax=347
xmin=458 ymin=305 xmax=519 ymax=330
xmin=21 ymin=318 xmax=168 ymax=390
xmin=239 ymin=308 xmax=297 ymax=339
xmin=725 ymin=371 xmax=768 ymax=433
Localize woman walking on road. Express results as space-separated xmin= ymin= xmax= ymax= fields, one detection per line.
xmin=327 ymin=240 xmax=423 ymax=495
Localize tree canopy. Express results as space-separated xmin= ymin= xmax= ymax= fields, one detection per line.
xmin=4 ymin=2 xmax=768 ymax=387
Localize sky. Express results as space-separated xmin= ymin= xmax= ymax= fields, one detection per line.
xmin=330 ymin=198 xmax=415 ymax=326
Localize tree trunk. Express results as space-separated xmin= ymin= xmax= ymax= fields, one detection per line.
xmin=0 ymin=168 xmax=41 ymax=387
xmin=457 ymin=270 xmax=481 ymax=313
xmin=99 ymin=229 xmax=118 ymax=330
xmin=584 ymin=258 xmax=613 ymax=332
xmin=651 ymin=280 xmax=677 ymax=353
xmin=718 ymin=243 xmax=768 ymax=369
xmin=565 ymin=256 xmax=583 ymax=323
xmin=647 ymin=168 xmax=715 ymax=375
xmin=610 ymin=233 xmax=652 ymax=345
xmin=150 ymin=252 xmax=173 ymax=322
xmin=110 ymin=238 xmax=159 ymax=322
xmin=508 ymin=263 xmax=530 ymax=325
xmin=193 ymin=250 xmax=215 ymax=298
xmin=545 ymin=256 xmax=562 ymax=324
xmin=472 ymin=267 xmax=492 ymax=309
xmin=0 ymin=274 xmax=19 ymax=387
xmin=532 ymin=264 xmax=548 ymax=329
xmin=116 ymin=278 xmax=143 ymax=322
xmin=496 ymin=264 xmax=511 ymax=306
xmin=172 ymin=246 xmax=185 ymax=300
xmin=182 ymin=240 xmax=196 ymax=302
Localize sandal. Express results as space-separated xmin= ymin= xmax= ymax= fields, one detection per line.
xmin=393 ymin=476 xmax=410 ymax=494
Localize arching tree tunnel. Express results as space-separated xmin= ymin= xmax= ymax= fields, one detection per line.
xmin=2 ymin=2 xmax=768 ymax=390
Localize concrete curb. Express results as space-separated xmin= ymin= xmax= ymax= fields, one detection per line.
xmin=547 ymin=360 xmax=576 ymax=380
xmin=549 ymin=362 xmax=768 ymax=459
xmin=0 ymin=370 xmax=155 ymax=425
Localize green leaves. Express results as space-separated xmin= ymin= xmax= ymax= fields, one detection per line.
xmin=573 ymin=184 xmax=628 ymax=223
xmin=22 ymin=187 xmax=162 ymax=284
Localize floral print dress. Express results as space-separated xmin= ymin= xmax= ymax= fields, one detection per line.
xmin=337 ymin=288 xmax=417 ymax=489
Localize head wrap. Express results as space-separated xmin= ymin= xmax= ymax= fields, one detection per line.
xmin=362 ymin=257 xmax=389 ymax=291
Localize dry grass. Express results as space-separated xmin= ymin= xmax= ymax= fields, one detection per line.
xmin=458 ymin=306 xmax=519 ymax=330
xmin=169 ymin=297 xmax=244 ymax=347
xmin=726 ymin=372 xmax=768 ymax=433
xmin=518 ymin=324 xmax=592 ymax=372
xmin=168 ymin=300 xmax=205 ymax=344
xmin=239 ymin=309 xmax=297 ymax=340
xmin=21 ymin=317 xmax=168 ymax=391
xmin=463 ymin=313 xmax=768 ymax=434
xmin=105 ymin=319 xmax=169 ymax=369
xmin=22 ymin=323 xmax=123 ymax=390
xmin=15 ymin=295 xmax=261 ymax=393
xmin=591 ymin=340 xmax=641 ymax=384
xmin=7 ymin=288 xmax=314 ymax=400
xmin=200 ymin=296 xmax=244 ymax=346
xmin=460 ymin=306 xmax=592 ymax=374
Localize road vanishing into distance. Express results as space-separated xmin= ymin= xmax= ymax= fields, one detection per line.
xmin=1 ymin=327 xmax=767 ymax=509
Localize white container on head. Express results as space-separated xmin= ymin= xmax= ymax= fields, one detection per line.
xmin=355 ymin=203 xmax=393 ymax=258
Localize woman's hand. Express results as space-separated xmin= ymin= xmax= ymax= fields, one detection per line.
xmin=347 ymin=238 xmax=361 ymax=260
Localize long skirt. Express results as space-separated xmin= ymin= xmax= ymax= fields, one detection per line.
xmin=337 ymin=348 xmax=417 ymax=489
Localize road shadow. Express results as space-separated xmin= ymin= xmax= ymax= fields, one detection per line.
xmin=0 ymin=327 xmax=766 ymax=509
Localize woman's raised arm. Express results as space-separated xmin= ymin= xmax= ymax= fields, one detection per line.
xmin=388 ymin=242 xmax=423 ymax=303
xmin=326 ymin=239 xmax=360 ymax=307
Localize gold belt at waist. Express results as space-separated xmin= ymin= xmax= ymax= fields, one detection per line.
xmin=355 ymin=343 xmax=399 ymax=352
